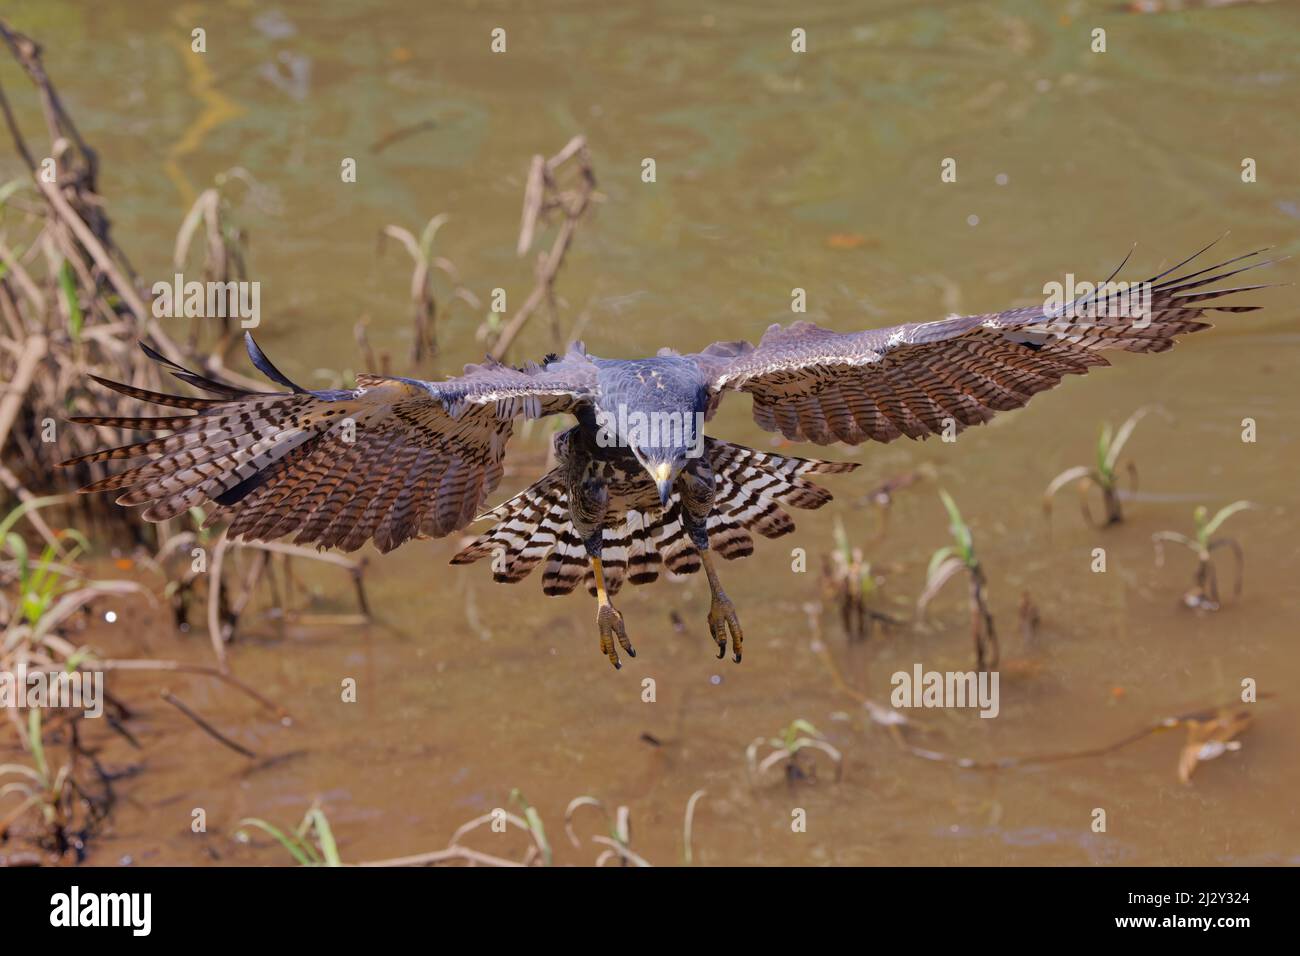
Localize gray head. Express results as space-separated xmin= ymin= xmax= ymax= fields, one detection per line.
xmin=592 ymin=356 xmax=709 ymax=506
xmin=634 ymin=439 xmax=690 ymax=506
xmin=598 ymin=409 xmax=701 ymax=505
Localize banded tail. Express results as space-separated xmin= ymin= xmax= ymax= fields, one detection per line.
xmin=450 ymin=439 xmax=858 ymax=597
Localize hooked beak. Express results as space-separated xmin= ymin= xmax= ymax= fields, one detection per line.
xmin=654 ymin=462 xmax=673 ymax=507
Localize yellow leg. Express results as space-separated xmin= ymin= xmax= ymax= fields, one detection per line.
xmin=592 ymin=557 xmax=634 ymax=669
xmin=701 ymin=551 xmax=744 ymax=663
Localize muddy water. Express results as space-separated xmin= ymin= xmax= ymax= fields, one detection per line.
xmin=4 ymin=0 xmax=1298 ymax=865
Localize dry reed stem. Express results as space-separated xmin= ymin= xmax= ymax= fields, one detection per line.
xmin=0 ymin=333 xmax=44 ymax=451
xmin=489 ymin=135 xmax=596 ymax=361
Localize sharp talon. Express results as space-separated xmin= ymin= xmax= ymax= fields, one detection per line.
xmin=597 ymin=602 xmax=629 ymax=670
xmin=707 ymin=591 xmax=744 ymax=665
xmin=708 ymin=612 xmax=728 ymax=658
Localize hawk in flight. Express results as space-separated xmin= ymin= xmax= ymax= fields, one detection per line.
xmin=64 ymin=240 xmax=1272 ymax=668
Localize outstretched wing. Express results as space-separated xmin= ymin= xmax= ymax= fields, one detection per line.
xmin=61 ymin=335 xmax=598 ymax=553
xmin=692 ymin=241 xmax=1278 ymax=444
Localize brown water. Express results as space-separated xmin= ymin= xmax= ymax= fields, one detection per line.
xmin=3 ymin=0 xmax=1298 ymax=865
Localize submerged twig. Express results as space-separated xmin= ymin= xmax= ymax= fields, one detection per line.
xmin=813 ymin=632 xmax=1268 ymax=779
xmin=161 ymin=690 xmax=257 ymax=759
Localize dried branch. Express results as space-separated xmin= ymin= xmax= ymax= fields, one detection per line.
xmin=488 ymin=135 xmax=596 ymax=361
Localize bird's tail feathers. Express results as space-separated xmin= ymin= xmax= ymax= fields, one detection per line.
xmin=449 ymin=439 xmax=858 ymax=596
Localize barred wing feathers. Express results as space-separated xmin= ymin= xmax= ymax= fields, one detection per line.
xmin=61 ymin=335 xmax=598 ymax=553
xmin=696 ymin=242 xmax=1277 ymax=445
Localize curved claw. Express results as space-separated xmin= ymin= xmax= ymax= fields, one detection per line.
xmin=597 ymin=603 xmax=633 ymax=669
xmin=707 ymin=608 xmax=727 ymax=658
xmin=707 ymin=594 xmax=744 ymax=664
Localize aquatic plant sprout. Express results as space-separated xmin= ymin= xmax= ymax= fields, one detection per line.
xmin=917 ymin=490 xmax=998 ymax=671
xmin=238 ymin=802 xmax=342 ymax=867
xmin=1043 ymin=406 xmax=1159 ymax=528
xmin=746 ymin=718 xmax=844 ymax=784
xmin=1153 ymin=501 xmax=1256 ymax=610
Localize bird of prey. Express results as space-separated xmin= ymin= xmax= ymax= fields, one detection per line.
xmin=63 ymin=240 xmax=1272 ymax=668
